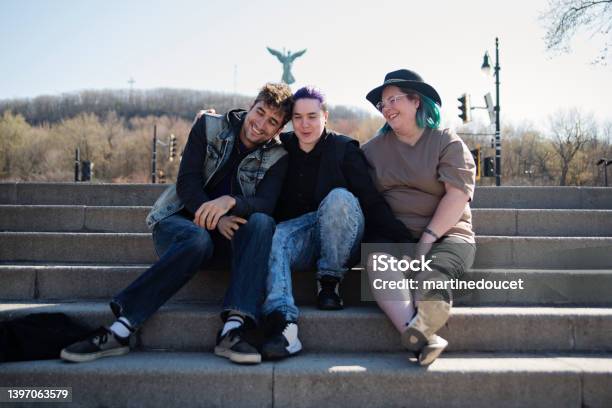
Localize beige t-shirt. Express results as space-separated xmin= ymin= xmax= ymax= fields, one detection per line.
xmin=362 ymin=127 xmax=476 ymax=243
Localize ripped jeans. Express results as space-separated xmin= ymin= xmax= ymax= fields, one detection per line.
xmin=262 ymin=188 xmax=365 ymax=321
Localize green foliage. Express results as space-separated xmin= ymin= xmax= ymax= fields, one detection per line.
xmin=0 ymin=93 xmax=609 ymax=185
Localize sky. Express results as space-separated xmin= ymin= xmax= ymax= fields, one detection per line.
xmin=1 ymin=0 xmax=610 ymax=131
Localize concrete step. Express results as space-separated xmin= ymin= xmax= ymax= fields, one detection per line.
xmin=2 ymin=205 xmax=612 ymax=237
xmin=1 ymin=233 xmax=610 ymax=268
xmin=471 ymin=186 xmax=612 ymax=209
xmin=0 ymin=351 xmax=611 ymax=407
xmin=3 ymin=265 xmax=612 ymax=307
xmin=1 ymin=182 xmax=611 ymax=209
xmin=0 ymin=205 xmax=151 ymax=233
xmin=1 ymin=302 xmax=610 ymax=353
xmin=0 ymin=182 xmax=166 ymax=206
xmin=472 ymin=209 xmax=612 ymax=237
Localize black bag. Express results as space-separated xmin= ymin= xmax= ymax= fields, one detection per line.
xmin=0 ymin=313 xmax=92 ymax=362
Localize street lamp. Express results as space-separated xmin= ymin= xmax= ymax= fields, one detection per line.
xmin=482 ymin=38 xmax=501 ymax=186
xmin=481 ymin=51 xmax=491 ymax=74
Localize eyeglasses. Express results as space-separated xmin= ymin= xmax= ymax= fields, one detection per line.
xmin=376 ymin=94 xmax=409 ymax=112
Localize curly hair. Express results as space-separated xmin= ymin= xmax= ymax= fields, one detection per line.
xmin=252 ymin=83 xmax=294 ymax=125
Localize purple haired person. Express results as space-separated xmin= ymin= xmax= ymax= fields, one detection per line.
xmin=260 ymin=86 xmax=414 ymax=360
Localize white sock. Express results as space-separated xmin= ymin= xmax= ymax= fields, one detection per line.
xmin=221 ymin=315 xmax=244 ymax=336
xmin=109 ymin=317 xmax=133 ymax=338
xmin=283 ymin=322 xmax=299 ymax=343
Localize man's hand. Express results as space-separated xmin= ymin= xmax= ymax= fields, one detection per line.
xmin=217 ymin=216 xmax=248 ymax=240
xmin=194 ymin=195 xmax=236 ymax=230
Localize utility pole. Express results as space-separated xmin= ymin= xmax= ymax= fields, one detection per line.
xmin=128 ymin=77 xmax=135 ymax=104
xmin=151 ymin=125 xmax=157 ymax=184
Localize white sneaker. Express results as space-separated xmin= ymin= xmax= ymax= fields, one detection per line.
xmin=262 ymin=313 xmax=303 ymax=360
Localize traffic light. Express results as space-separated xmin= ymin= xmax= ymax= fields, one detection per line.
xmin=484 ymin=156 xmax=495 ymax=177
xmin=458 ymin=93 xmax=471 ymax=123
xmin=470 ymin=146 xmax=481 ymax=181
xmin=169 ymin=134 xmax=177 ymax=161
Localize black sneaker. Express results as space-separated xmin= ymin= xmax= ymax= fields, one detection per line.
xmin=261 ymin=311 xmax=302 ymax=360
xmin=214 ymin=327 xmax=261 ymax=364
xmin=317 ymin=275 xmax=343 ymax=310
xmin=60 ymin=327 xmax=130 ymax=363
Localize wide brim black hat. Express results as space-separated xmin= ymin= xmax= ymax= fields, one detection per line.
xmin=366 ymin=69 xmax=442 ymax=108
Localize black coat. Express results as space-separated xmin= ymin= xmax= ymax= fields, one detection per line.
xmin=277 ymin=130 xmax=413 ymax=242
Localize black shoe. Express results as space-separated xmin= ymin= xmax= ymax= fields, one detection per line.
xmin=60 ymin=327 xmax=130 ymax=363
xmin=214 ymin=326 xmax=261 ymax=364
xmin=261 ymin=311 xmax=302 ymax=361
xmin=317 ymin=275 xmax=343 ymax=310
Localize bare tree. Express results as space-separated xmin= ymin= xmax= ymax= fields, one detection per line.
xmin=549 ymin=109 xmax=597 ymax=185
xmin=541 ymin=0 xmax=612 ymax=64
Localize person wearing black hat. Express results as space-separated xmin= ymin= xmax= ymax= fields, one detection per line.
xmin=362 ymin=69 xmax=477 ymax=365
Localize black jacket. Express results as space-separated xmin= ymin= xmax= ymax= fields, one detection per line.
xmin=276 ymin=130 xmax=413 ymax=242
xmin=176 ymin=110 xmax=288 ymax=218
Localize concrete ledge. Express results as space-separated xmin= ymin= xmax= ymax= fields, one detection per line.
xmin=1 ymin=182 xmax=166 ymax=206
xmin=0 ymin=183 xmax=17 ymax=204
xmin=0 ymin=232 xmax=155 ymax=264
xmin=1 ymin=183 xmax=611 ymax=209
xmin=3 ymin=206 xmax=612 ymax=236
xmin=2 ymin=233 xmax=611 ymax=267
xmin=0 ymin=267 xmax=35 ymax=300
xmin=515 ymin=209 xmax=612 ymax=237
xmin=0 ymin=352 xmax=273 ymax=408
xmin=1 ymin=303 xmax=611 ymax=353
xmin=0 ymin=205 xmax=86 ymax=232
xmin=472 ymin=186 xmax=612 ymax=209
xmin=0 ymin=205 xmax=150 ymax=232
xmin=472 ymin=208 xmax=517 ymax=235
xmin=3 ymin=266 xmax=612 ymax=307
xmin=474 ymin=236 xmax=612 ymax=268
xmin=273 ymin=353 xmax=584 ymax=408
xmin=1 ymin=351 xmax=610 ymax=408
xmin=472 ymin=209 xmax=612 ymax=237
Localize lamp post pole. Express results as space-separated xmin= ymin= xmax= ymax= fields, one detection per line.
xmin=493 ymin=37 xmax=501 ymax=186
xmin=482 ymin=38 xmax=502 ymax=186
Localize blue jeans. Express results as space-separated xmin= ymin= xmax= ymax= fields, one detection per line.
xmin=262 ymin=188 xmax=365 ymax=321
xmin=111 ymin=211 xmax=275 ymax=328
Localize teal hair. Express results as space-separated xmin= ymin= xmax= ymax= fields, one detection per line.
xmin=415 ymin=93 xmax=441 ymax=129
xmin=381 ymin=90 xmax=441 ymax=132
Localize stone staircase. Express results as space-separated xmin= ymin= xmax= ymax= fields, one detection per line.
xmin=0 ymin=182 xmax=611 ymax=407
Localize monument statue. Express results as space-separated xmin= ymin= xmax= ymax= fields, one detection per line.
xmin=266 ymin=47 xmax=307 ymax=84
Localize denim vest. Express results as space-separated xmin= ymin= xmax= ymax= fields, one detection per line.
xmin=145 ymin=113 xmax=287 ymax=229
